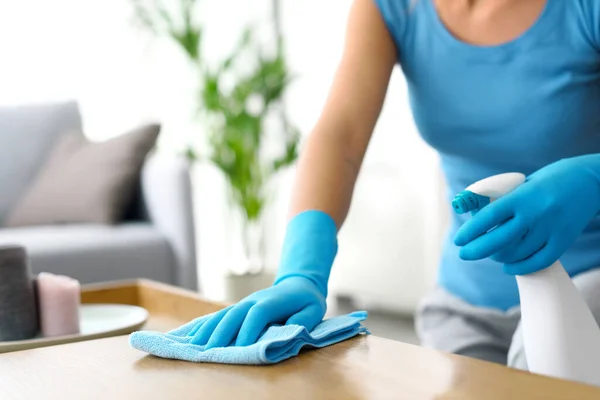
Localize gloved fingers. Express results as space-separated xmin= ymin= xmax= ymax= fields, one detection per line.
xmin=188 ymin=306 xmax=233 ymax=342
xmin=454 ymin=198 xmax=515 ymax=246
xmin=458 ymin=216 xmax=529 ymax=261
xmin=204 ymin=301 xmax=254 ymax=349
xmin=168 ymin=315 xmax=211 ymax=337
xmin=285 ymin=304 xmax=324 ymax=332
xmin=503 ymin=240 xmax=559 ymax=275
xmin=235 ymin=300 xmax=295 ymax=347
xmin=491 ymin=224 xmax=547 ymax=264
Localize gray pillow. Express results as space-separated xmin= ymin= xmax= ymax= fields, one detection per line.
xmin=5 ymin=124 xmax=160 ymax=227
xmin=0 ymin=101 xmax=83 ymax=225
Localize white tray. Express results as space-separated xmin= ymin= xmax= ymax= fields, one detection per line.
xmin=0 ymin=304 xmax=149 ymax=354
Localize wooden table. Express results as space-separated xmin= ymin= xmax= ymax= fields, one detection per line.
xmin=1 ymin=279 xmax=599 ymax=399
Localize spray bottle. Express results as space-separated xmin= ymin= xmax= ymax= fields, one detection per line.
xmin=452 ymin=172 xmax=600 ymax=387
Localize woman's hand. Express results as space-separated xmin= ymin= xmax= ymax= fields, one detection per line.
xmin=191 ymin=277 xmax=326 ymax=349
xmin=454 ymin=155 xmax=600 ymax=275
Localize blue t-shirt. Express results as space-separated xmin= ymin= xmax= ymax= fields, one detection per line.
xmin=374 ymin=0 xmax=600 ymax=310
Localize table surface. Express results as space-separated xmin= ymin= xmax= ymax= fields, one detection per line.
xmin=2 ymin=279 xmax=600 ymax=400
xmin=2 ymin=325 xmax=600 ymax=400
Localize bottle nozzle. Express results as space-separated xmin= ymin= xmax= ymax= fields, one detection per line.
xmin=452 ymin=190 xmax=490 ymax=215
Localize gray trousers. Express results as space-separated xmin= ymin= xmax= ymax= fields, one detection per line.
xmin=415 ymin=268 xmax=600 ymax=369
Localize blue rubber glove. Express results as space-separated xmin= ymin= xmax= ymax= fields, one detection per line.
xmin=196 ymin=210 xmax=338 ymax=349
xmin=454 ymin=155 xmax=600 ymax=275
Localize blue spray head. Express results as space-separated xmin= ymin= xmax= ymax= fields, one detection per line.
xmin=452 ymin=190 xmax=490 ymax=215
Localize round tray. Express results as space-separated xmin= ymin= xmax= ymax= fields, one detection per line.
xmin=0 ymin=304 xmax=149 ymax=354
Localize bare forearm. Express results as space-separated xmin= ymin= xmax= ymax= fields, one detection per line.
xmin=288 ymin=0 xmax=397 ymax=230
xmin=288 ymin=126 xmax=362 ymax=229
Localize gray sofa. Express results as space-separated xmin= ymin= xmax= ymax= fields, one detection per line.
xmin=0 ymin=101 xmax=198 ymax=290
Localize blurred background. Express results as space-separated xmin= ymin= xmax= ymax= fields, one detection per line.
xmin=0 ymin=0 xmax=449 ymax=344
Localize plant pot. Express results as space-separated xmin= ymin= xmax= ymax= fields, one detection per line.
xmin=223 ymin=271 xmax=276 ymax=303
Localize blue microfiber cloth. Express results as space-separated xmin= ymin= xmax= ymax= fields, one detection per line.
xmin=129 ymin=310 xmax=370 ymax=365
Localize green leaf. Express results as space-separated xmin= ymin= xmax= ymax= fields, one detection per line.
xmin=270 ymin=125 xmax=300 ymax=173
xmin=201 ymin=70 xmax=223 ymax=111
xmin=171 ymin=26 xmax=201 ymax=61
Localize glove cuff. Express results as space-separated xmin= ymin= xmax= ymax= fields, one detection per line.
xmin=274 ymin=210 xmax=338 ymax=297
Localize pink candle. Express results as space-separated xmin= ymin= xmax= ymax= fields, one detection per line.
xmin=36 ymin=272 xmax=81 ymax=337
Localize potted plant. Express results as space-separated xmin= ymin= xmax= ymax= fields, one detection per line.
xmin=130 ymin=0 xmax=300 ymax=300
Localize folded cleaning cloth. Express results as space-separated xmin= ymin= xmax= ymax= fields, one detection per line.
xmin=129 ymin=310 xmax=370 ymax=365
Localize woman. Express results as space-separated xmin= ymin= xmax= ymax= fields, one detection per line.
xmin=194 ymin=0 xmax=600 ymax=368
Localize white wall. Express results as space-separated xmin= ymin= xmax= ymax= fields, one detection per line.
xmin=0 ymin=0 xmax=448 ymax=314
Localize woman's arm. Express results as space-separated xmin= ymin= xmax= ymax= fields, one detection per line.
xmin=289 ymin=0 xmax=398 ymax=228
xmin=192 ymin=0 xmax=400 ymax=349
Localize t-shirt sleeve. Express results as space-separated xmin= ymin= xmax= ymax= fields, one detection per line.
xmin=372 ymin=0 xmax=410 ymax=51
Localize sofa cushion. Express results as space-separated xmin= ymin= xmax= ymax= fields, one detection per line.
xmin=0 ymin=224 xmax=174 ymax=285
xmin=0 ymin=101 xmax=82 ymax=225
xmin=5 ymin=123 xmax=160 ymax=227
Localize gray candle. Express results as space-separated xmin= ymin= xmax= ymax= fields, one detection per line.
xmin=0 ymin=245 xmax=38 ymax=341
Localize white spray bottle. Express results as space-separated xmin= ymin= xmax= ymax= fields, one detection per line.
xmin=452 ymin=172 xmax=600 ymax=387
